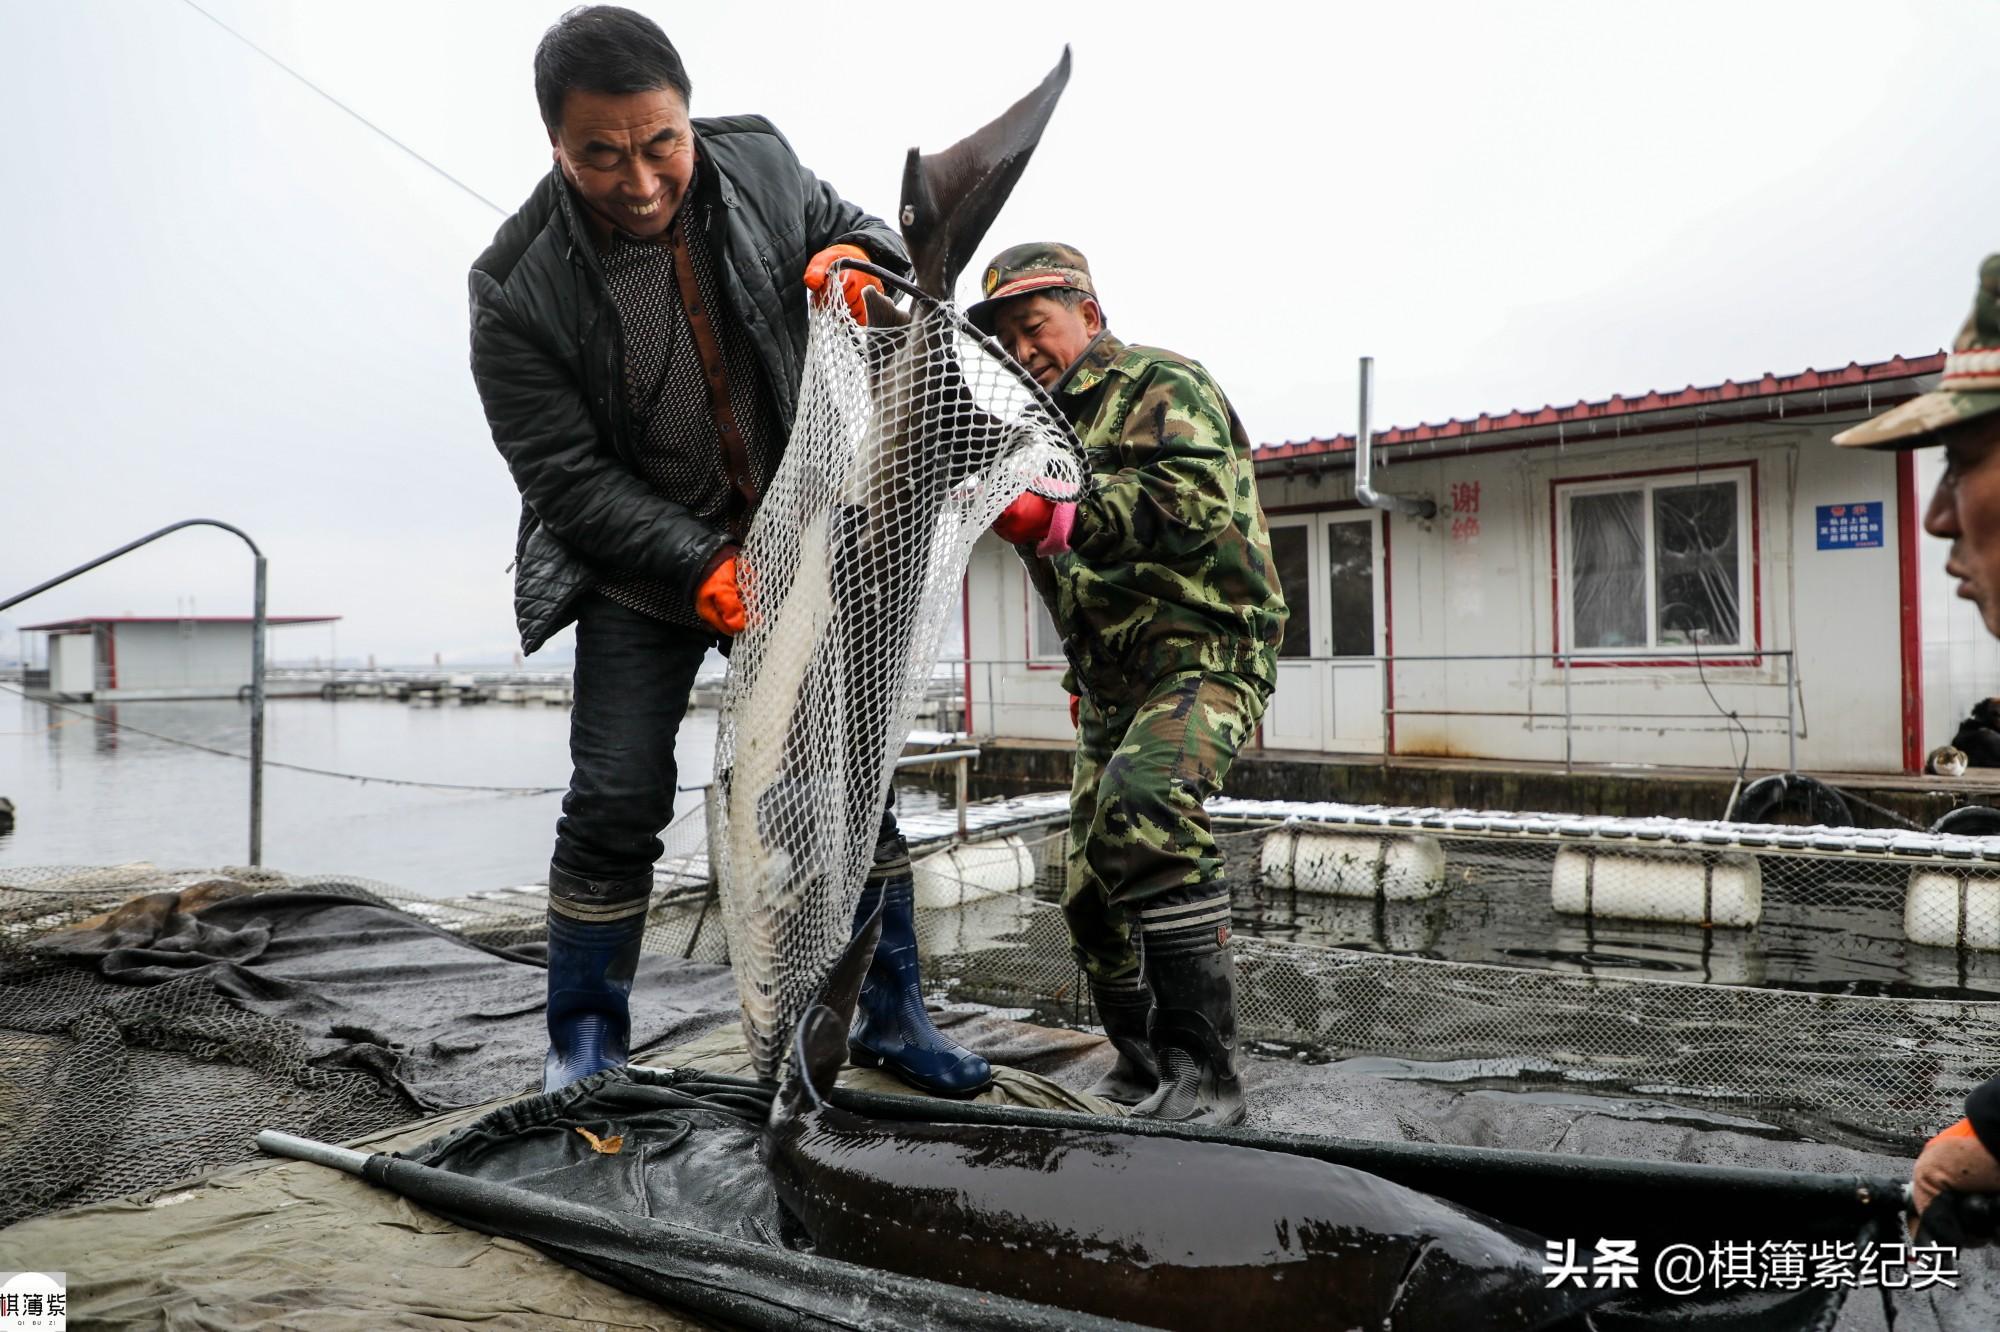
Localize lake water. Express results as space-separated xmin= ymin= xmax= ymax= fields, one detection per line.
xmin=0 ymin=692 xmax=721 ymax=898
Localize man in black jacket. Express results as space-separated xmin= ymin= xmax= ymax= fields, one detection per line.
xmin=469 ymin=6 xmax=989 ymax=1095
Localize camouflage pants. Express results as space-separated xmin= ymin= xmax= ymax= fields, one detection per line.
xmin=1065 ymin=670 xmax=1266 ymax=982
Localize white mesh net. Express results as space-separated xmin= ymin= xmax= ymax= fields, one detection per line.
xmin=902 ymin=801 xmax=2000 ymax=1148
xmin=712 ymin=283 xmax=1084 ymax=1079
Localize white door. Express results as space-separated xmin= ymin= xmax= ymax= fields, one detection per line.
xmin=1321 ymin=512 xmax=1385 ymax=753
xmin=1261 ymin=513 xmax=1384 ymax=753
xmin=1262 ymin=520 xmax=1322 ymax=748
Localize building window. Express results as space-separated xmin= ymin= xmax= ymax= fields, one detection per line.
xmin=1560 ymin=471 xmax=1749 ymax=653
xmin=1326 ymin=518 xmax=1376 ymax=657
xmin=1270 ymin=525 xmax=1312 ymax=658
xmin=1028 ymin=579 xmax=1065 ymax=662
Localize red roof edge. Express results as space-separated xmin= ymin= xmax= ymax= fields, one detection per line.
xmin=1255 ymin=351 xmax=1947 ymax=461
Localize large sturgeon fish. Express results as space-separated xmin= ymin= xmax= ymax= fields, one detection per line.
xmin=716 ymin=52 xmax=1081 ymax=1078
xmin=762 ymin=914 xmax=1608 ymax=1332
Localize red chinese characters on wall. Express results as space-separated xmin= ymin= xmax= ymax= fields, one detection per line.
xmin=1450 ymin=480 xmax=1481 ymax=542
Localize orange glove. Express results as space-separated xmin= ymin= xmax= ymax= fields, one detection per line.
xmin=804 ymin=244 xmax=884 ymax=325
xmin=695 ymin=551 xmax=746 ymax=636
xmin=1069 ymin=694 xmax=1080 ymax=728
xmin=1912 ymin=1117 xmax=2000 ymax=1220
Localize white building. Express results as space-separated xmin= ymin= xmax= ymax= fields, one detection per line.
xmin=966 ymin=353 xmax=1998 ymax=775
xmin=22 ymin=616 xmax=341 ymax=702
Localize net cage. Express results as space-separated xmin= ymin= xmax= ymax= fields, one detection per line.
xmin=914 ymin=800 xmax=2000 ymax=1152
xmin=710 ymin=271 xmax=1085 ymax=1080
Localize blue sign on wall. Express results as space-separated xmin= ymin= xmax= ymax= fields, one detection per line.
xmin=1816 ymin=502 xmax=1883 ymax=550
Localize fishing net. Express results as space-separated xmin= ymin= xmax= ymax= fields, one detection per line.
xmin=0 ymin=865 xmax=415 ymax=1225
xmin=910 ymin=799 xmax=2000 ymax=1149
xmin=0 ymin=811 xmax=730 ymax=1227
xmin=711 ymin=277 xmax=1085 ymax=1079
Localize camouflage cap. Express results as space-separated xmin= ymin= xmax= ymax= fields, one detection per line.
xmin=1835 ymin=255 xmax=2000 ymax=449
xmin=965 ymin=241 xmax=1099 ymax=335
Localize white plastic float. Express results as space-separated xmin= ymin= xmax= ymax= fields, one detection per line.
xmin=1259 ymin=826 xmax=1447 ymax=899
xmin=913 ymin=836 xmax=1038 ymax=909
xmin=1550 ymin=847 xmax=1762 ymax=928
xmin=1904 ymin=870 xmax=2000 ymax=951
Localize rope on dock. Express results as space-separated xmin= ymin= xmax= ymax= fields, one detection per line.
xmin=0 ymin=716 xmax=80 ymax=736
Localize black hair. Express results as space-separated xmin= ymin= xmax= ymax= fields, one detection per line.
xmin=534 ymin=5 xmax=691 ymax=131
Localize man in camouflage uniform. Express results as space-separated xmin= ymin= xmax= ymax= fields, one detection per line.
xmin=1837 ymin=254 xmax=2000 ymax=1241
xmin=969 ymin=243 xmax=1287 ymax=1125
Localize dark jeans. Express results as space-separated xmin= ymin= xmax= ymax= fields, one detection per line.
xmin=553 ymin=595 xmax=712 ymax=883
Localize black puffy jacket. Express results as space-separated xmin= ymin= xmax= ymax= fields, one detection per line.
xmin=469 ymin=115 xmax=910 ymax=653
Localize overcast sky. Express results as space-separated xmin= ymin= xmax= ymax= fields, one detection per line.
xmin=4 ymin=0 xmax=1996 ymax=665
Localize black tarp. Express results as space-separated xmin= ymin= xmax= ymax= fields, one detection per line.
xmin=34 ymin=885 xmax=737 ymax=1109
xmin=351 ymin=1064 xmax=1913 ymax=1332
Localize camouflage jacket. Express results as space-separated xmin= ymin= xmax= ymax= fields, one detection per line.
xmin=1032 ymin=333 xmax=1287 ymax=702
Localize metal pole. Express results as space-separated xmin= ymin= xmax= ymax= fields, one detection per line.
xmin=955 ymin=754 xmax=969 ymax=841
xmin=0 ymin=519 xmax=268 ymax=865
xmin=1563 ymin=654 xmax=1574 ymax=775
xmin=1786 ymin=651 xmax=1797 ymax=774
xmin=1353 ymin=356 xmax=1436 ymax=520
xmin=1380 ymin=652 xmax=1391 ymax=767
xmin=892 ymin=748 xmax=982 ymax=769
xmin=249 ymin=555 xmax=267 ymax=866
xmin=254 ymin=1129 xmax=371 ymax=1175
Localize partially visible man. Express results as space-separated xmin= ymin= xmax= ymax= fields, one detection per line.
xmin=1835 ymin=253 xmax=2000 ymax=1237
xmin=968 ymin=244 xmax=1287 ymax=1125
xmin=469 ymin=5 xmax=988 ymax=1095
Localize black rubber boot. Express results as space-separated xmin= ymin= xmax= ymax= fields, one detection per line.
xmin=1129 ymin=929 xmax=1244 ymax=1126
xmin=542 ymin=865 xmax=653 ymax=1094
xmin=1085 ymin=973 xmax=1159 ymax=1106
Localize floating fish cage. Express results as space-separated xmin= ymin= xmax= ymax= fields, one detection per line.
xmin=903 ymin=799 xmax=2000 ymax=1150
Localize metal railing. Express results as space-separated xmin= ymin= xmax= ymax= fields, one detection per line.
xmin=945 ymin=649 xmax=1801 ymax=776
xmin=1 ymin=520 xmax=269 ymax=864
xmin=893 ymin=747 xmax=981 ymax=838
xmin=689 ymin=746 xmax=982 ymax=848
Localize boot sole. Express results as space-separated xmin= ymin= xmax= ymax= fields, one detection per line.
xmin=1131 ymin=1104 xmax=1247 ymax=1127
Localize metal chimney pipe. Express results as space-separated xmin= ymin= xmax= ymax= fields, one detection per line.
xmin=1353 ymin=357 xmax=1436 ymax=520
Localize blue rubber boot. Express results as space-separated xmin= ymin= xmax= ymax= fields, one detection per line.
xmin=847 ymin=868 xmax=994 ymax=1097
xmin=542 ymin=866 xmax=652 ymax=1094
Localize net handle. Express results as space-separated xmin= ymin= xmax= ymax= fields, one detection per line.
xmin=826 ymin=257 xmax=1087 ymax=468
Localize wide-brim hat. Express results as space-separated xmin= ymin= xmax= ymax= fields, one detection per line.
xmin=966 ymin=241 xmax=1097 ymax=336
xmin=1835 ymin=254 xmax=2000 ymax=449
